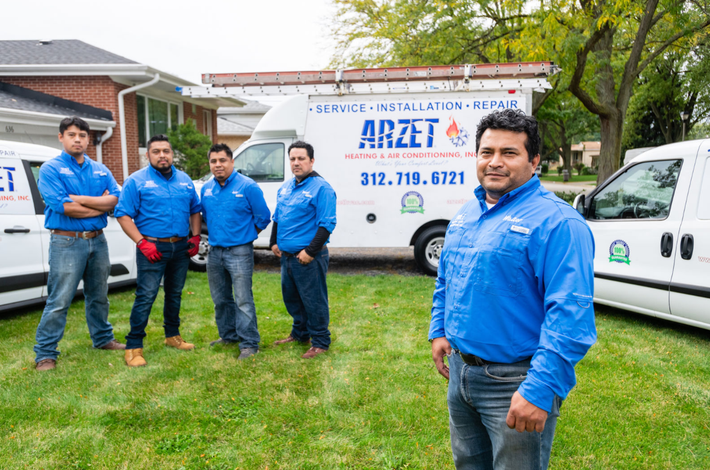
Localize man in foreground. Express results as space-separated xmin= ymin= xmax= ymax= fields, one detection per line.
xmin=429 ymin=109 xmax=596 ymax=469
xmin=115 ymin=135 xmax=202 ymax=367
xmin=270 ymin=141 xmax=337 ymax=359
xmin=34 ymin=116 xmax=124 ymax=371
xmin=201 ymin=143 xmax=271 ymax=360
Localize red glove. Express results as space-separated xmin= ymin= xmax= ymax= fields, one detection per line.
xmin=187 ymin=235 xmax=201 ymax=257
xmin=137 ymin=239 xmax=162 ymax=263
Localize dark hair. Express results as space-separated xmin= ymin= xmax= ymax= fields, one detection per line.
xmin=475 ymin=109 xmax=540 ymax=162
xmin=146 ymin=134 xmax=172 ymax=151
xmin=59 ymin=116 xmax=90 ymax=135
xmin=208 ymin=143 xmax=233 ymax=159
xmin=288 ymin=140 xmax=314 ymax=159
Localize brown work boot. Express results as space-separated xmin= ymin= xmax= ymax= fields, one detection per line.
xmin=99 ymin=339 xmax=126 ymax=350
xmin=301 ymin=347 xmax=328 ymax=359
xmin=35 ymin=359 xmax=56 ymax=371
xmin=165 ymin=335 xmax=195 ymax=351
xmin=125 ymin=349 xmax=147 ymax=367
xmin=274 ymin=335 xmax=310 ymax=346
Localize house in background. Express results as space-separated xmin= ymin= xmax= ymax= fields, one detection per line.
xmin=567 ymin=141 xmax=601 ymax=168
xmin=0 ymin=39 xmax=242 ymax=182
xmin=216 ymin=99 xmax=271 ymax=151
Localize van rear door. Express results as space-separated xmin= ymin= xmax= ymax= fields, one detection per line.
xmin=586 ymin=155 xmax=691 ymax=316
xmin=669 ymin=141 xmax=710 ymax=324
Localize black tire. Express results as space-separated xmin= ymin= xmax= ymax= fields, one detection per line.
xmin=414 ymin=225 xmax=447 ymax=276
xmin=188 ymin=233 xmax=209 ymax=272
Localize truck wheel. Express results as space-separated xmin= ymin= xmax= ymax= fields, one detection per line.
xmin=414 ymin=226 xmax=446 ymax=276
xmin=188 ymin=233 xmax=209 ymax=272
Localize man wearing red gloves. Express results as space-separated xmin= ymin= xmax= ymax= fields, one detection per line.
xmin=115 ymin=134 xmax=202 ymax=367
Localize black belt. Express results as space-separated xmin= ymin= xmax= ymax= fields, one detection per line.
xmin=281 ymin=251 xmax=297 ymax=257
xmin=457 ymin=350 xmax=532 ymax=367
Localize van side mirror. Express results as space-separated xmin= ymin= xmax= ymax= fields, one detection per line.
xmin=574 ymin=194 xmax=586 ymax=217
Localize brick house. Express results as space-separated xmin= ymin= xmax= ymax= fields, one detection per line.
xmin=216 ymin=99 xmax=271 ymax=151
xmin=0 ymin=40 xmax=241 ymax=182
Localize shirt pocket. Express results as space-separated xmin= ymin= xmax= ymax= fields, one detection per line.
xmin=89 ymin=172 xmax=109 ymax=195
xmin=473 ymin=230 xmax=530 ymax=297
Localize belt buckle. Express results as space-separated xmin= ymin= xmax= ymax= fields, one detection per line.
xmin=80 ymin=231 xmax=92 ymax=239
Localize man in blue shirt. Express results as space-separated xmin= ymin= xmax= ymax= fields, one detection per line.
xmin=34 ymin=116 xmax=125 ymax=372
xmin=201 ymin=143 xmax=271 ymax=360
xmin=115 ymin=134 xmax=202 ymax=367
xmin=429 ymin=109 xmax=596 ymax=470
xmin=270 ymin=141 xmax=337 ymax=359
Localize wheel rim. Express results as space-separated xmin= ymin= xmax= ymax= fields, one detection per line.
xmin=425 ymin=236 xmax=445 ymax=268
xmin=191 ymin=234 xmax=209 ymax=264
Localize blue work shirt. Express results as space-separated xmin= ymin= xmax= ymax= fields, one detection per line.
xmin=39 ymin=151 xmax=121 ymax=231
xmin=273 ymin=173 xmax=337 ymax=253
xmin=114 ymin=164 xmax=201 ymax=238
xmin=201 ymin=170 xmax=271 ymax=247
xmin=429 ymin=176 xmax=596 ymax=412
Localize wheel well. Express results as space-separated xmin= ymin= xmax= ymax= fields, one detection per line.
xmin=409 ymin=219 xmax=449 ymax=246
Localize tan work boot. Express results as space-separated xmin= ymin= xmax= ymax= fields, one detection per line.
xmin=165 ymin=335 xmax=195 ymax=351
xmin=125 ymin=348 xmax=147 ymax=367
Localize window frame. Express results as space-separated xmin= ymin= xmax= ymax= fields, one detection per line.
xmin=136 ymin=94 xmax=183 ymax=149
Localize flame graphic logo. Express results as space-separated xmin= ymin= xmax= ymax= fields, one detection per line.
xmin=446 ymin=116 xmax=469 ymax=147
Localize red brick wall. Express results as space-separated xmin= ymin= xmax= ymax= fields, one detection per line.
xmin=183 ymin=103 xmax=217 ymax=143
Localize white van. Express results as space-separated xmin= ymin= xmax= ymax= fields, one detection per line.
xmin=574 ymin=139 xmax=710 ymax=329
xmin=0 ymin=141 xmax=137 ymax=313
xmin=188 ymin=64 xmax=554 ymax=275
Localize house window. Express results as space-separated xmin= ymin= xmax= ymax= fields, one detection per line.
xmin=137 ymin=95 xmax=181 ymax=147
xmin=203 ymin=109 xmax=212 ymax=137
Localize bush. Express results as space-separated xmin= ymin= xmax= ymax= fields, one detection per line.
xmin=582 ymin=166 xmax=598 ymax=175
xmin=541 ymin=164 xmax=549 ymax=174
xmin=168 ymin=120 xmax=213 ymax=179
xmin=554 ymin=191 xmax=577 ymax=205
xmin=557 ymin=166 xmax=564 ymax=175
xmin=574 ymin=163 xmax=585 ymax=176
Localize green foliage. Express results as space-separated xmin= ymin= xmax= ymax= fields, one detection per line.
xmin=554 ymin=191 xmax=577 ymax=204
xmin=581 ymin=166 xmax=597 ymax=176
xmin=574 ymin=163 xmax=585 ymax=176
xmin=557 ymin=165 xmax=564 ymax=176
xmin=540 ymin=163 xmax=549 ymax=174
xmin=168 ymin=120 xmax=213 ymax=179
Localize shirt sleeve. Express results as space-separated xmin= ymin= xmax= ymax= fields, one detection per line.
xmin=314 ymin=183 xmax=337 ymax=232
xmin=104 ymin=166 xmax=121 ymax=198
xmin=199 ymin=185 xmax=208 ymax=224
xmin=189 ymin=184 xmax=202 ymax=215
xmin=428 ymin=235 xmax=448 ymax=341
xmin=518 ymin=218 xmax=597 ymax=412
xmin=246 ymin=182 xmax=271 ymax=230
xmin=38 ymin=163 xmax=73 ymax=214
xmin=114 ymin=177 xmax=139 ymax=218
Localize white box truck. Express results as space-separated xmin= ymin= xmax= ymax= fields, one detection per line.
xmin=183 ymin=63 xmax=555 ymax=274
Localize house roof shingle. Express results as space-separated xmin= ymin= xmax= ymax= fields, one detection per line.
xmin=0 ymin=82 xmax=113 ymax=122
xmin=0 ymin=40 xmax=137 ymax=65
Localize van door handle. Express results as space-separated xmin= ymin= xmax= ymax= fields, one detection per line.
xmin=660 ymin=232 xmax=673 ymax=258
xmin=680 ymin=234 xmax=694 ymax=260
xmin=4 ymin=226 xmax=31 ymax=234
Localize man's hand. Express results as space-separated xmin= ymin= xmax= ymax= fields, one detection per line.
xmin=271 ymin=244 xmax=281 ymax=258
xmin=506 ymin=391 xmax=548 ymax=433
xmin=431 ymin=337 xmax=452 ymax=380
xmin=187 ymin=235 xmax=201 ymax=257
xmin=297 ymin=250 xmax=314 ymax=265
xmin=137 ymin=239 xmax=163 ymax=263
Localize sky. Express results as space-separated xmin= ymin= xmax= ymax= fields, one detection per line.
xmin=3 ymin=0 xmax=337 ymax=103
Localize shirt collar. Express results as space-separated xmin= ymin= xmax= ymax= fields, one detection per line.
xmin=474 ymin=174 xmax=541 ymax=210
xmin=294 ymin=170 xmax=320 ymax=186
xmin=60 ymin=151 xmax=88 ymax=168
xmin=148 ymin=164 xmax=176 ymax=181
xmin=218 ymin=169 xmax=238 ymax=187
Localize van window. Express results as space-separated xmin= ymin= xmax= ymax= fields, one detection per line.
xmin=698 ymin=157 xmax=710 ymax=220
xmin=590 ymin=159 xmax=681 ymax=220
xmin=234 ymin=143 xmax=284 ymax=182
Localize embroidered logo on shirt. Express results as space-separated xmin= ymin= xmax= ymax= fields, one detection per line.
xmin=203 ymin=188 xmax=213 ymax=197
xmin=93 ymin=170 xmax=107 ymax=176
xmin=232 ymin=191 xmax=244 ymax=198
xmin=303 ymin=191 xmax=313 ymax=198
xmin=59 ymin=167 xmax=73 ymax=176
xmin=503 ymin=215 xmax=523 ymax=223
xmin=179 ymin=182 xmax=193 ymax=189
xmin=510 ymin=225 xmax=530 ymax=235
xmin=144 ymin=180 xmax=159 ymax=188
xmin=450 ymin=214 xmax=466 ymax=228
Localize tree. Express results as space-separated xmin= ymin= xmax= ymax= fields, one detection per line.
xmin=168 ymin=120 xmax=213 ymax=179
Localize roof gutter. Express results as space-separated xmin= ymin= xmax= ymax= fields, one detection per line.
xmin=118 ymin=73 xmax=159 ymax=181
xmin=95 ymin=126 xmax=113 ymax=164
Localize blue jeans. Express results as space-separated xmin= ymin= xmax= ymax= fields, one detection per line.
xmin=447 ymin=351 xmax=561 ymax=470
xmin=34 ymin=233 xmax=115 ymax=362
xmin=125 ymin=240 xmax=190 ymax=350
xmin=207 ymin=244 xmax=260 ymax=350
xmin=280 ymin=247 xmax=330 ymax=350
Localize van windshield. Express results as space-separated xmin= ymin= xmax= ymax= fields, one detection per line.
xmin=234 ymin=143 xmax=285 ymax=182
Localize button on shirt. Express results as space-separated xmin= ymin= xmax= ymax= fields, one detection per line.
xmin=39 ymin=151 xmax=121 ymax=231
xmin=429 ymin=176 xmax=596 ymax=412
xmin=273 ymin=174 xmax=337 ymax=253
xmin=201 ymin=171 xmax=271 ymax=247
xmin=114 ymin=165 xmax=201 ymax=238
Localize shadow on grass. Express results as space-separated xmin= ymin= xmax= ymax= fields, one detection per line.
xmin=595 ymin=303 xmax=710 ymax=342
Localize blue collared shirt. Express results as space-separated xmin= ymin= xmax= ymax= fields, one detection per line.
xmin=429 ymin=176 xmax=596 ymax=412
xmin=39 ymin=151 xmax=121 ymax=231
xmin=114 ymin=165 xmax=201 ymax=238
xmin=201 ymin=171 xmax=271 ymax=247
xmin=273 ymin=174 xmax=337 ymax=253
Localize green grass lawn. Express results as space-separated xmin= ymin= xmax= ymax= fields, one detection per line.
xmin=539 ymin=174 xmax=598 ymax=183
xmin=1 ymin=272 xmax=709 ymax=469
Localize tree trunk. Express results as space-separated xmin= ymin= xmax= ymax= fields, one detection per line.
xmin=597 ymin=113 xmax=624 ymax=184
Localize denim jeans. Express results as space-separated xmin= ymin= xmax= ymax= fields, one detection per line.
xmin=447 ymin=351 xmax=561 ymax=470
xmin=125 ymin=240 xmax=190 ymax=350
xmin=34 ymin=233 xmax=115 ymax=362
xmin=280 ymin=247 xmax=330 ymax=349
xmin=207 ymin=243 xmax=260 ymax=350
